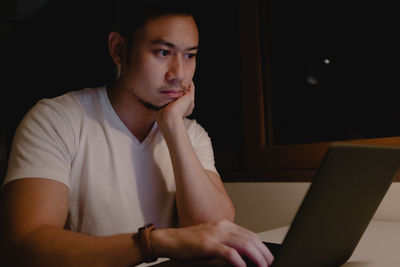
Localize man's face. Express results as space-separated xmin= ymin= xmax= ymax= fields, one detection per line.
xmin=121 ymin=14 xmax=199 ymax=110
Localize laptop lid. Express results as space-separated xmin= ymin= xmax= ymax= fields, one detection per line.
xmin=271 ymin=142 xmax=400 ymax=267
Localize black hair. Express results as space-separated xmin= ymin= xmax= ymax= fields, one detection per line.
xmin=112 ymin=0 xmax=198 ymax=49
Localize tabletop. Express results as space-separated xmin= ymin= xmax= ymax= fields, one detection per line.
xmin=258 ymin=220 xmax=400 ymax=267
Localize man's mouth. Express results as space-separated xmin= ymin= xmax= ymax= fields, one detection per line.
xmin=160 ymin=90 xmax=184 ymax=98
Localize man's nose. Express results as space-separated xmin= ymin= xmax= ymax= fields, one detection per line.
xmin=166 ymin=55 xmax=184 ymax=83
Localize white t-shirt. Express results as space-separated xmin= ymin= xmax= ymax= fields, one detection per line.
xmin=4 ymin=86 xmax=218 ymax=236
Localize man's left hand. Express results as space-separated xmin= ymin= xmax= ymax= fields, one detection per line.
xmin=155 ymin=81 xmax=195 ymax=124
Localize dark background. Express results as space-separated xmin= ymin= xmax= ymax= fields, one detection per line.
xmin=0 ymin=0 xmax=244 ymax=163
xmin=265 ymin=0 xmax=400 ymax=145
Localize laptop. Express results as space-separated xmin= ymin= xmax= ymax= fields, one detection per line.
xmin=256 ymin=142 xmax=400 ymax=267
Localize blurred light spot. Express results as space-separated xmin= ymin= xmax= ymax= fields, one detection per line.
xmin=306 ymin=75 xmax=319 ymax=85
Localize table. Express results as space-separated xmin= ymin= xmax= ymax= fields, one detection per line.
xmin=141 ymin=220 xmax=400 ymax=266
xmin=258 ymin=220 xmax=400 ymax=266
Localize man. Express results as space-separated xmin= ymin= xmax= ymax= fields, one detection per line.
xmin=0 ymin=1 xmax=274 ymax=266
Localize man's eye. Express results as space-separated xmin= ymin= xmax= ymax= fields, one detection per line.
xmin=186 ymin=53 xmax=196 ymax=59
xmin=158 ymin=50 xmax=170 ymax=56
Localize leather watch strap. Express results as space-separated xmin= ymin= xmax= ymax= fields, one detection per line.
xmin=138 ymin=223 xmax=157 ymax=263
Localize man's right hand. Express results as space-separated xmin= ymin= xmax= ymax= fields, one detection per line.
xmin=151 ymin=220 xmax=274 ymax=267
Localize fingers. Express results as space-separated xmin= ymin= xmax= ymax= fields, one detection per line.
xmin=183 ymin=81 xmax=195 ymax=101
xmin=152 ymin=220 xmax=273 ymax=267
xmin=184 ymin=101 xmax=195 ymax=117
xmin=160 ymin=81 xmax=195 ymax=118
xmin=188 ymin=80 xmax=195 ymax=93
xmin=236 ymin=226 xmax=275 ymax=266
xmin=235 ymin=227 xmax=274 ymax=266
xmin=254 ymin=239 xmax=274 ymax=266
xmin=213 ymin=245 xmax=247 ymax=267
xmin=222 ymin=240 xmax=263 ymax=267
xmin=180 ymin=81 xmax=195 ymax=117
xmin=208 ymin=220 xmax=274 ymax=267
xmin=223 ymin=234 xmax=272 ymax=267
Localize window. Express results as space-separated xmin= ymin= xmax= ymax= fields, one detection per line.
xmin=223 ymin=0 xmax=400 ymax=181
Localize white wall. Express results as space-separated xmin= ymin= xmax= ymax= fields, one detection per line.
xmin=224 ymin=182 xmax=400 ymax=233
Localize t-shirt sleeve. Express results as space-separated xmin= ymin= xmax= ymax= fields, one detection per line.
xmin=3 ymin=99 xmax=76 ymax=189
xmin=185 ymin=119 xmax=219 ymax=175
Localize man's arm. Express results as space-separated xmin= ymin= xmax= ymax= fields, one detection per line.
xmin=0 ymin=178 xmax=273 ymax=267
xmin=0 ymin=178 xmax=143 ymax=267
xmin=155 ymin=82 xmax=235 ymax=227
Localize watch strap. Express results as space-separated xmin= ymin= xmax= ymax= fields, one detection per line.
xmin=138 ymin=223 xmax=157 ymax=263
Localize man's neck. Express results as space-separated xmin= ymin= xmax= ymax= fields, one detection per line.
xmin=106 ymin=83 xmax=156 ymax=143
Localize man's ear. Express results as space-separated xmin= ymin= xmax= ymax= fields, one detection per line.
xmin=108 ymin=31 xmax=127 ymax=67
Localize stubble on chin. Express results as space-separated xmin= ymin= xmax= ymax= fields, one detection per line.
xmin=139 ymin=98 xmax=168 ymax=111
xmin=128 ymin=88 xmax=165 ymax=111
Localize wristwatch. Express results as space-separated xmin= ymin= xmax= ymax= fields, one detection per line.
xmin=137 ymin=223 xmax=158 ymax=263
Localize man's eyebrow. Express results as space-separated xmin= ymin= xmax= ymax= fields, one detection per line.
xmin=150 ymin=38 xmax=199 ymax=51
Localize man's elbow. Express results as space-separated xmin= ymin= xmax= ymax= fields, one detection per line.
xmin=1 ymin=225 xmax=55 ymax=266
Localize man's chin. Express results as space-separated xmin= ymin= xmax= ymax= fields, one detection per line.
xmin=140 ymin=99 xmax=169 ymax=111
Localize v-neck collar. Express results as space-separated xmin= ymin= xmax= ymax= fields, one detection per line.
xmin=100 ymin=86 xmax=158 ymax=147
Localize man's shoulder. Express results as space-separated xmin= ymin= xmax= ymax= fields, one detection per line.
xmin=68 ymin=86 xmax=106 ymax=104
xmin=183 ymin=117 xmax=200 ymax=130
xmin=183 ymin=118 xmax=209 ymax=136
xmin=41 ymin=86 xmax=104 ymax=105
xmin=22 ymin=86 xmax=105 ymax=128
xmin=35 ymin=86 xmax=105 ymax=113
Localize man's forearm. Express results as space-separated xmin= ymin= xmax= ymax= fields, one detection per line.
xmin=159 ymin=117 xmax=235 ymax=226
xmin=5 ymin=226 xmax=141 ymax=267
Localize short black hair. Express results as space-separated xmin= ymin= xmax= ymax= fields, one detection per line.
xmin=112 ymin=0 xmax=198 ymax=47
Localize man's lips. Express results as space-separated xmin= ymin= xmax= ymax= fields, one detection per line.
xmin=160 ymin=90 xmax=184 ymax=98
